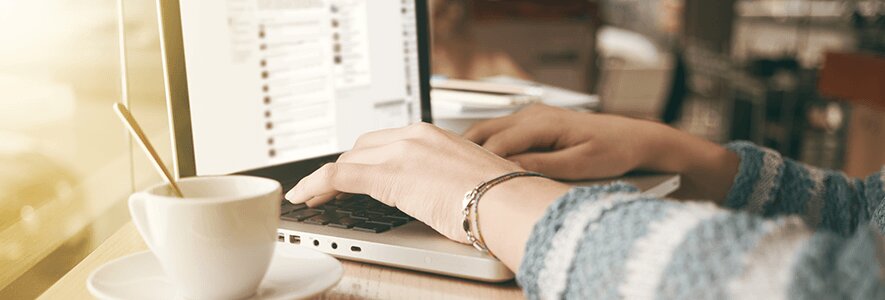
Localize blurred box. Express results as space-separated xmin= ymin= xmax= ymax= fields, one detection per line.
xmin=818 ymin=52 xmax=885 ymax=177
xmin=818 ymin=52 xmax=885 ymax=111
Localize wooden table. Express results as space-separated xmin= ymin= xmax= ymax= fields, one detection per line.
xmin=40 ymin=174 xmax=678 ymax=299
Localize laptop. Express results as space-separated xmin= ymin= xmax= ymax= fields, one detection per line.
xmin=156 ymin=0 xmax=516 ymax=281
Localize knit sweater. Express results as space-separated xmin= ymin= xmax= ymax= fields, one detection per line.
xmin=517 ymin=141 xmax=885 ymax=299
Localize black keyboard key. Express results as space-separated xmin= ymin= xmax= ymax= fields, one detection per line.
xmin=386 ymin=214 xmax=411 ymax=222
xmin=303 ymin=215 xmax=333 ymax=225
xmin=365 ymin=201 xmax=386 ymax=207
xmin=343 ymin=202 xmax=369 ymax=209
xmin=328 ymin=216 xmax=362 ymax=229
xmin=317 ymin=203 xmax=342 ymax=211
xmin=353 ymin=222 xmax=391 ymax=233
xmin=351 ymin=211 xmax=384 ymax=219
xmin=368 ymin=217 xmax=406 ymax=227
xmin=368 ymin=208 xmax=397 ymax=216
xmin=342 ymin=201 xmax=372 ymax=209
xmin=280 ymin=202 xmax=307 ymax=215
xmin=335 ymin=207 xmax=355 ymax=214
xmin=282 ymin=209 xmax=322 ymax=221
xmin=348 ymin=214 xmax=369 ymax=221
xmin=382 ymin=209 xmax=409 ymax=217
xmin=351 ymin=195 xmax=372 ymax=202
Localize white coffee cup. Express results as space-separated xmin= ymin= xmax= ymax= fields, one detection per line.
xmin=129 ymin=175 xmax=281 ymax=299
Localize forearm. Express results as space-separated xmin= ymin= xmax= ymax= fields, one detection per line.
xmin=723 ymin=142 xmax=885 ymax=234
xmin=516 ymin=184 xmax=885 ymax=299
xmin=639 ymin=122 xmax=739 ymax=203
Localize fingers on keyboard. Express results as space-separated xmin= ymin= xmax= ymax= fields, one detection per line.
xmin=282 ymin=195 xmax=411 ymax=233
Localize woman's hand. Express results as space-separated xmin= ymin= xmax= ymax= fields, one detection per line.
xmin=465 ymin=104 xmax=740 ymax=202
xmin=284 ymin=123 xmax=567 ymax=244
xmin=463 ymin=104 xmax=666 ymax=180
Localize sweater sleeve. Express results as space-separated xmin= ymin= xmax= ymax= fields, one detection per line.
xmin=723 ymin=141 xmax=885 ymax=235
xmin=517 ymin=183 xmax=885 ymax=299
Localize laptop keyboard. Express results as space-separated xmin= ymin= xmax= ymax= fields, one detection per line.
xmin=280 ymin=194 xmax=414 ymax=233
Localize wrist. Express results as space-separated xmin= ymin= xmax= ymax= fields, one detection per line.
xmin=637 ymin=122 xmax=686 ymax=173
xmin=640 ymin=124 xmax=739 ymax=202
xmin=481 ymin=177 xmax=571 ymax=213
xmin=476 ymin=176 xmax=570 ymax=270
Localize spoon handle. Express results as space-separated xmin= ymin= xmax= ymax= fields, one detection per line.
xmin=113 ymin=103 xmax=185 ymax=198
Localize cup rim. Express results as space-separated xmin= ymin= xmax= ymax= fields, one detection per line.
xmin=142 ymin=175 xmax=281 ymax=204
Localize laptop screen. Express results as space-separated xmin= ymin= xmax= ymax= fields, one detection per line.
xmin=178 ymin=0 xmax=424 ymax=175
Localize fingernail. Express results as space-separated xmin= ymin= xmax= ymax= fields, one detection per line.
xmin=284 ymin=188 xmax=300 ymax=202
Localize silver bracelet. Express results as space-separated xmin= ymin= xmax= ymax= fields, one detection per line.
xmin=462 ymin=171 xmax=548 ymax=255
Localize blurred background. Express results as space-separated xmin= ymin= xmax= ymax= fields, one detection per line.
xmin=1 ymin=0 xmax=883 ymax=298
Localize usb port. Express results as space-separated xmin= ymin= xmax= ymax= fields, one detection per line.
xmin=289 ymin=235 xmax=301 ymax=244
xmin=277 ymin=233 xmax=285 ymax=242
xmin=350 ymin=246 xmax=361 ymax=252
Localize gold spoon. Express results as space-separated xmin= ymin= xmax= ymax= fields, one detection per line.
xmin=113 ymin=103 xmax=185 ymax=197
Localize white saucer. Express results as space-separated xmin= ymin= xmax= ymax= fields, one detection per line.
xmin=87 ymin=244 xmax=343 ymax=300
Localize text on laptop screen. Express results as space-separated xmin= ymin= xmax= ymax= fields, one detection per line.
xmin=179 ymin=0 xmax=422 ymax=175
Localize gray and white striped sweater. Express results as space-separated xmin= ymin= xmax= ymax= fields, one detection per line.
xmin=517 ymin=141 xmax=885 ymax=299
